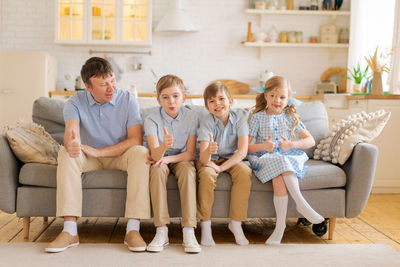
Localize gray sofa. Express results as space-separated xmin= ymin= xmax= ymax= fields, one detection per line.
xmin=0 ymin=97 xmax=378 ymax=240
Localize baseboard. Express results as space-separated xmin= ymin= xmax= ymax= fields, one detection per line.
xmin=372 ymin=179 xmax=400 ymax=194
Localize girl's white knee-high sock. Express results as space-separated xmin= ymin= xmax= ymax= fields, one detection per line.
xmin=283 ymin=174 xmax=324 ymax=224
xmin=266 ymin=195 xmax=288 ymax=245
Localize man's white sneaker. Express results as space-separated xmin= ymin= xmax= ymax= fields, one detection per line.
xmin=182 ymin=230 xmax=201 ymax=253
xmin=147 ymin=228 xmax=169 ymax=252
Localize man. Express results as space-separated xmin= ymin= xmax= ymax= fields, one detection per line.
xmin=45 ymin=57 xmax=150 ymax=253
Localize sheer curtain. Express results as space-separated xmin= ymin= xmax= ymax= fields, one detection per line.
xmin=347 ymin=0 xmax=368 ymax=79
xmin=347 ymin=0 xmax=395 ymax=92
xmin=388 ymin=1 xmax=400 ymax=94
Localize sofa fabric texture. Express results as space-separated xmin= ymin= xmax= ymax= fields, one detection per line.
xmin=0 ymin=97 xmax=378 ymax=221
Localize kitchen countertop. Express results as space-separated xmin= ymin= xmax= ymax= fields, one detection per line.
xmin=49 ymin=91 xmax=400 ymax=100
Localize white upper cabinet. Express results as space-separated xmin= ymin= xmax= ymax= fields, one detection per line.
xmin=55 ymin=0 xmax=152 ymax=45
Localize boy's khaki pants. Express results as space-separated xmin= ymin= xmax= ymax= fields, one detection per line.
xmin=196 ymin=158 xmax=252 ymax=222
xmin=56 ymin=145 xmax=151 ymax=219
xmin=149 ymin=161 xmax=197 ymax=228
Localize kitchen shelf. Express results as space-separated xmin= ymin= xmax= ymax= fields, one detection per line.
xmin=244 ymin=42 xmax=349 ymax=60
xmin=48 ymin=91 xmax=322 ymax=100
xmin=244 ymin=42 xmax=349 ymax=48
xmin=245 ymin=9 xmax=350 ymax=16
xmin=246 ymin=8 xmax=350 ymax=26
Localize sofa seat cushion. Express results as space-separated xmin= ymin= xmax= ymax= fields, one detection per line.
xmin=19 ymin=159 xmax=345 ymax=192
xmin=19 ymin=163 xmax=128 ymax=189
xmin=214 ymin=159 xmax=346 ymax=192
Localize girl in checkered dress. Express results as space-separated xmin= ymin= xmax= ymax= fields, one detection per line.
xmin=248 ymin=76 xmax=324 ymax=245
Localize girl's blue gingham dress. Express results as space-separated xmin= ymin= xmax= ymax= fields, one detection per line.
xmin=248 ymin=111 xmax=309 ymax=183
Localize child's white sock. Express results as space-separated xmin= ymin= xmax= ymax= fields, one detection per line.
xmin=126 ymin=219 xmax=140 ymax=233
xmin=228 ymin=220 xmax=249 ymax=245
xmin=266 ymin=195 xmax=287 ymax=245
xmin=200 ymin=220 xmax=215 ymax=246
xmin=62 ymin=220 xmax=78 ymax=236
xmin=283 ymin=174 xmax=324 ymax=224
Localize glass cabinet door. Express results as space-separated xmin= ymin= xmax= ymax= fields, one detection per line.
xmin=57 ymin=0 xmax=85 ymax=42
xmin=122 ymin=0 xmax=151 ymax=44
xmin=56 ymin=0 xmax=151 ymax=45
xmin=89 ymin=0 xmax=116 ymax=42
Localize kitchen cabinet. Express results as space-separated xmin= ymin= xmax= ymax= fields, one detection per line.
xmin=244 ymin=8 xmax=350 ymax=59
xmin=324 ymin=96 xmax=400 ymax=193
xmin=55 ymin=0 xmax=152 ymax=45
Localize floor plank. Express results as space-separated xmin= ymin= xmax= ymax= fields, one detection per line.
xmin=0 ymin=212 xmax=17 ymax=231
xmin=10 ymin=217 xmax=55 ymax=242
xmin=0 ymin=217 xmax=23 ymax=242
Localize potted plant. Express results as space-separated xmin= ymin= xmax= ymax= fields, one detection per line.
xmin=346 ymin=63 xmax=369 ymax=92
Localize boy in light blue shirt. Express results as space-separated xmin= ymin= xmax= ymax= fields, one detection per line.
xmin=197 ymin=81 xmax=252 ymax=247
xmin=144 ymin=75 xmax=201 ymax=254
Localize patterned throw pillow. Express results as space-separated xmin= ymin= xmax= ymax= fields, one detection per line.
xmin=313 ymin=109 xmax=390 ymax=165
xmin=4 ymin=122 xmax=61 ymax=165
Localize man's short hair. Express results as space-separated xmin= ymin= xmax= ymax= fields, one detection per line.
xmin=80 ymin=57 xmax=114 ymax=86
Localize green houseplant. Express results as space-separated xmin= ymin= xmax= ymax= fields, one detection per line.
xmin=346 ymin=63 xmax=369 ymax=93
xmin=347 ymin=63 xmax=369 ymax=84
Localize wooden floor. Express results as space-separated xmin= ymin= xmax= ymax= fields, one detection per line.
xmin=1 ymin=194 xmax=400 ymax=251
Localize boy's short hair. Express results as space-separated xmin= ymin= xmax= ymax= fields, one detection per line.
xmin=203 ymin=81 xmax=232 ymax=107
xmin=156 ymin=75 xmax=185 ymax=97
xmin=80 ymin=57 xmax=114 ymax=87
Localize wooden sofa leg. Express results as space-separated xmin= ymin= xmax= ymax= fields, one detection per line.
xmin=328 ymin=218 xmax=336 ymax=240
xmin=43 ymin=217 xmax=48 ymax=223
xmin=23 ymin=217 xmax=31 ymax=240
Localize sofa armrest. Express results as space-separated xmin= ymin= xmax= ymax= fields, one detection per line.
xmin=342 ymin=142 xmax=378 ymax=218
xmin=0 ymin=135 xmax=20 ymax=213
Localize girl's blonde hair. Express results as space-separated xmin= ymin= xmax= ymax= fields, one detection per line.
xmin=156 ymin=74 xmax=185 ymax=97
xmin=250 ymin=76 xmax=300 ymax=137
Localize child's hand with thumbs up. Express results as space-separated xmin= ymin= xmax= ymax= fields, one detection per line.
xmin=67 ymin=130 xmax=81 ymax=158
xmin=162 ymin=126 xmax=174 ymax=149
xmin=208 ymin=133 xmax=218 ymax=155
xmin=263 ymin=136 xmax=276 ymax=153
xmin=279 ymin=135 xmax=293 ymax=152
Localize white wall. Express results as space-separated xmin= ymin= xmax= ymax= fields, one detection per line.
xmin=0 ymin=0 xmax=350 ymax=95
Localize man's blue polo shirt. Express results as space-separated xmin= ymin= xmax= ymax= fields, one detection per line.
xmin=63 ymin=89 xmax=142 ymax=148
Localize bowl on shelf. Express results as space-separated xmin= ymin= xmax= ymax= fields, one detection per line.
xmin=253 ymin=31 xmax=267 ymax=42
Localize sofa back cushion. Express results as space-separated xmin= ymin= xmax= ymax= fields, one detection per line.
xmin=32 ymin=97 xmax=65 ymax=145
xmin=297 ymin=101 xmax=329 ymax=157
xmin=31 ymin=97 xmax=329 ymax=158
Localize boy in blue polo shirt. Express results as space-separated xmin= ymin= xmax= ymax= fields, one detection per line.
xmin=144 ymin=75 xmax=200 ymax=253
xmin=197 ymin=81 xmax=252 ymax=247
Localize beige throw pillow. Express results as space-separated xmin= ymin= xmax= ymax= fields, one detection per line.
xmin=313 ymin=109 xmax=390 ymax=165
xmin=4 ymin=122 xmax=60 ymax=165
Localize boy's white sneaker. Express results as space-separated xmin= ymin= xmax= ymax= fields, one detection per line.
xmin=183 ymin=230 xmax=201 ymax=253
xmin=147 ymin=228 xmax=169 ymax=252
